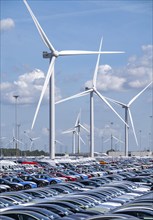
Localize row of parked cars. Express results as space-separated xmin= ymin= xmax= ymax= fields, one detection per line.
xmin=0 ymin=156 xmax=153 ymax=219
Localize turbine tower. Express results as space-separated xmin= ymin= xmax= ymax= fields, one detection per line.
xmin=56 ymin=39 xmax=128 ymax=157
xmin=106 ymin=81 xmax=153 ymax=156
xmin=62 ymin=110 xmax=88 ymax=154
xmin=24 ymin=0 xmax=124 ymax=159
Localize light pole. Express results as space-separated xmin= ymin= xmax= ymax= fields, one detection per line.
xmin=13 ymin=95 xmax=19 ymax=157
xmin=101 ymin=136 xmax=104 ymax=153
xmin=17 ymin=124 xmax=21 ymax=154
xmin=149 ymin=116 xmax=152 ymax=152
xmin=148 ymin=132 xmax=151 ymax=152
xmin=110 ymin=122 xmax=113 ymax=151
xmin=139 ymin=130 xmax=142 ymax=156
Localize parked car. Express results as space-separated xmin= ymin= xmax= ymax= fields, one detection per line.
xmin=4 ymin=176 xmax=37 ymax=189
xmin=0 ymin=178 xmax=23 ymax=191
xmin=0 ymin=185 xmax=11 ymax=193
xmin=86 ymin=213 xmax=140 ymax=219
xmin=79 ymin=180 xmax=101 ymax=188
xmin=32 ymin=173 xmax=62 ymax=184
xmin=112 ymin=206 xmax=153 ymax=219
xmin=1 ymin=210 xmax=50 ymax=220
xmin=126 ymin=176 xmax=153 ymax=187
xmin=19 ymin=174 xmax=49 ymax=187
xmin=52 ymin=172 xmax=79 ymax=181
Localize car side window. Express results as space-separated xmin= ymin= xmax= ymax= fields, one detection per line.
xmin=18 ymin=214 xmax=35 ymax=220
xmin=136 ymin=212 xmax=152 ymax=219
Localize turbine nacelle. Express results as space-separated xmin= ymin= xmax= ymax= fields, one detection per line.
xmin=43 ymin=51 xmax=59 ymax=58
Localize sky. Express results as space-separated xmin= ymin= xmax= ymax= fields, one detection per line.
xmin=0 ymin=0 xmax=153 ymax=155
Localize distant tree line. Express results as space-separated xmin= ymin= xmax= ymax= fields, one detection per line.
xmin=0 ymin=148 xmax=49 ymax=157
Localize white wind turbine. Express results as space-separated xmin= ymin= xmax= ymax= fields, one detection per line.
xmin=24 ymin=131 xmax=40 ymax=151
xmin=105 ymin=81 xmax=153 ymax=156
xmin=103 ymin=135 xmax=124 ymax=151
xmin=55 ymin=140 xmax=65 ymax=154
xmin=56 ymin=39 xmax=128 ymax=157
xmin=5 ymin=130 xmax=23 ymax=149
xmin=62 ymin=110 xmax=89 ymax=154
xmin=23 ymin=0 xmax=124 ymax=159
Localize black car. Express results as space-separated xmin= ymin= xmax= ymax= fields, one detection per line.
xmin=126 ymin=176 xmax=153 ymax=187
xmin=0 ymin=178 xmax=23 ymax=191
xmin=112 ymin=206 xmax=153 ymax=219
xmin=1 ymin=210 xmax=50 ymax=220
xmin=19 ymin=174 xmax=49 ymax=187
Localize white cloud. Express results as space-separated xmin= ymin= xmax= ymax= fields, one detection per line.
xmin=85 ymin=64 xmax=126 ymax=91
xmin=84 ymin=44 xmax=152 ymax=91
xmin=0 ymin=69 xmax=62 ymax=104
xmin=0 ymin=18 xmax=15 ymax=31
xmin=126 ymin=44 xmax=153 ymax=88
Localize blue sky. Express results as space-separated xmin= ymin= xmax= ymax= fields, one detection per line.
xmin=0 ymin=0 xmax=153 ymax=154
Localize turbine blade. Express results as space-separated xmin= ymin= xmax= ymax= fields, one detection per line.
xmin=103 ymin=138 xmax=110 ymax=143
xmin=95 ymin=89 xmax=129 ymax=127
xmin=93 ymin=37 xmax=103 ymax=87
xmin=55 ymin=89 xmax=92 ymax=105
xmin=5 ymin=140 xmax=13 ymax=146
xmin=32 ymin=137 xmax=40 ymax=141
xmin=12 ymin=128 xmax=15 ymax=138
xmin=31 ymin=57 xmax=55 ymax=129
xmin=128 ymin=109 xmax=138 ymax=146
xmin=62 ymin=127 xmax=75 ymax=134
xmin=14 ymin=137 xmax=24 ymax=145
xmin=105 ymin=96 xmax=126 ymax=107
xmin=79 ymin=124 xmax=90 ymax=133
xmin=112 ymin=135 xmax=124 ymax=143
xmin=59 ymin=50 xmax=125 ymax=56
xmin=75 ymin=110 xmax=81 ymax=127
xmin=55 ymin=140 xmax=64 ymax=145
xmin=128 ymin=81 xmax=153 ymax=106
xmin=0 ymin=137 xmax=6 ymax=140
xmin=23 ymin=0 xmax=55 ymax=52
xmin=79 ymin=135 xmax=86 ymax=145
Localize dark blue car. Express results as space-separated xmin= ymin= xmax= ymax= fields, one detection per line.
xmin=32 ymin=174 xmax=62 ymax=184
xmin=4 ymin=177 xmax=37 ymax=189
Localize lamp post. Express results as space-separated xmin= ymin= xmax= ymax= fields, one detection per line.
xmin=149 ymin=115 xmax=152 ymax=152
xmin=139 ymin=130 xmax=142 ymax=156
xmin=13 ymin=95 xmax=19 ymax=157
xmin=17 ymin=124 xmax=21 ymax=155
xmin=110 ymin=122 xmax=113 ymax=151
xmin=101 ymin=136 xmax=104 ymax=153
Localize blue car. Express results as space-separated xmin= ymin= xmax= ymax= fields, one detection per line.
xmin=4 ymin=176 xmax=37 ymax=189
xmin=32 ymin=174 xmax=62 ymax=184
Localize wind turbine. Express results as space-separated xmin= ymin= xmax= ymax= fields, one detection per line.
xmin=24 ymin=131 xmax=40 ymax=151
xmin=103 ymin=135 xmax=124 ymax=151
xmin=62 ymin=110 xmax=88 ymax=154
xmin=55 ymin=139 xmax=65 ymax=154
xmin=23 ymin=0 xmax=124 ymax=159
xmin=56 ymin=39 xmax=128 ymax=157
xmin=5 ymin=130 xmax=23 ymax=149
xmin=105 ymin=81 xmax=153 ymax=156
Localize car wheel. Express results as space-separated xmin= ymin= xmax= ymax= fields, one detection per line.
xmin=50 ymin=180 xmax=57 ymax=184
xmin=24 ymin=185 xmax=31 ymax=189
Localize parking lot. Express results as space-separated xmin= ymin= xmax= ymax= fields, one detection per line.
xmin=0 ymin=157 xmax=153 ymax=219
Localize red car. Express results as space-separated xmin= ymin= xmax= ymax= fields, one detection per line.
xmin=51 ymin=172 xmax=78 ymax=181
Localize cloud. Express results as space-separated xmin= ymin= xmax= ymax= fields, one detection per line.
xmin=0 ymin=18 xmax=15 ymax=31
xmin=126 ymin=45 xmax=153 ymax=89
xmin=84 ymin=44 xmax=152 ymax=91
xmin=85 ymin=64 xmax=126 ymax=92
xmin=0 ymin=69 xmax=62 ymax=105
